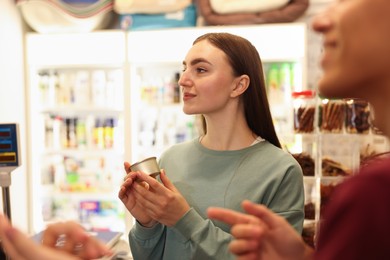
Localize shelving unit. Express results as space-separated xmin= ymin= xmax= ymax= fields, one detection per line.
xmin=291 ymin=98 xmax=390 ymax=247
xmin=25 ymin=31 xmax=127 ymax=233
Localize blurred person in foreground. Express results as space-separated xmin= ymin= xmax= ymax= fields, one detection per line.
xmin=208 ymin=0 xmax=390 ymax=259
xmin=0 ymin=214 xmax=112 ymax=260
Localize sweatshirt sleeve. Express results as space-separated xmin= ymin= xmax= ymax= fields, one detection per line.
xmin=267 ymin=162 xmax=305 ymax=234
xmin=172 ymin=208 xmax=235 ymax=260
xmin=128 ymin=221 xmax=166 ymax=260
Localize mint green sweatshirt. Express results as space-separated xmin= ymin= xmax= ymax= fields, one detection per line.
xmin=129 ymin=139 xmax=304 ymax=260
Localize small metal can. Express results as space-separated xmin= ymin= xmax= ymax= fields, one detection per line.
xmin=130 ymin=157 xmax=161 ymax=178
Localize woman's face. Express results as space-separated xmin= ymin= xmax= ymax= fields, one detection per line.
xmin=179 ymin=40 xmax=239 ymax=116
xmin=312 ymin=0 xmax=390 ymax=99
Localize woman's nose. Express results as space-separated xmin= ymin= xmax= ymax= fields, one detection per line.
xmin=178 ymin=71 xmax=190 ymax=87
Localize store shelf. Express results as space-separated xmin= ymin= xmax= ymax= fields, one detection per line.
xmin=25 ymin=31 xmax=127 ymax=233
xmin=39 ymin=106 xmax=123 ymax=116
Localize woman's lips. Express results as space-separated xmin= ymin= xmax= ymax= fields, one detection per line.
xmin=183 ymin=93 xmax=196 ymax=101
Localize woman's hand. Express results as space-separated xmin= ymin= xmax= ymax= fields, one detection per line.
xmin=131 ymin=169 xmax=191 ymax=227
xmin=0 ymin=214 xmax=111 ymax=260
xmin=118 ymin=162 xmax=156 ymax=227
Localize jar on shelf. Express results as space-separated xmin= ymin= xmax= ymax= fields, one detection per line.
xmin=292 ymin=90 xmax=316 ymax=133
xmin=345 ymin=98 xmax=370 ymax=134
xmin=319 ymin=98 xmax=345 ymax=133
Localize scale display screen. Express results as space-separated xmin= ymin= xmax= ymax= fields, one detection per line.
xmin=0 ymin=131 xmax=11 ymax=137
xmin=0 ymin=153 xmax=16 ymax=163
xmin=0 ymin=143 xmax=12 ymax=150
xmin=0 ymin=124 xmax=19 ymax=167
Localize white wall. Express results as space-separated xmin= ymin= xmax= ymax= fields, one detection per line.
xmin=0 ymin=0 xmax=29 ymax=232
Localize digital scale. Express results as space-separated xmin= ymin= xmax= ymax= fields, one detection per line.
xmin=0 ymin=123 xmax=20 ymax=171
xmin=0 ymin=123 xmax=21 ymax=260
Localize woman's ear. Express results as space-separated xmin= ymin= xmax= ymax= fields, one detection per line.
xmin=231 ymin=75 xmax=250 ymax=97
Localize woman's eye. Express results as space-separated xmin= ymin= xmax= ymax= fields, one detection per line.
xmin=196 ymin=68 xmax=206 ymax=73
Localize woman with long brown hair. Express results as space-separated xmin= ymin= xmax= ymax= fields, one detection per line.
xmin=119 ymin=32 xmax=304 ymax=260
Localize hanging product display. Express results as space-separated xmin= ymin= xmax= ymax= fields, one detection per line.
xmin=113 ymin=0 xmax=191 ymax=14
xmin=209 ymin=0 xmax=289 ymax=14
xmin=16 ymin=0 xmax=114 ymax=33
xmin=197 ymin=0 xmax=309 ymax=25
xmin=117 ymin=4 xmax=197 ymax=30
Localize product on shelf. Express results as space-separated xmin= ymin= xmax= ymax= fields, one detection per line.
xmin=302 ymin=221 xmax=316 ymax=248
xmin=38 ymin=69 xmax=124 ymax=108
xmin=303 ymin=179 xmax=316 ymax=221
xmin=319 ymin=98 xmax=345 ymax=133
xmin=292 ymin=90 xmax=316 ymax=133
xmin=266 ymin=63 xmax=293 ymax=106
xmin=345 ymin=98 xmax=371 ymax=134
xmin=173 ymin=72 xmax=181 ymax=104
xmin=304 ymin=201 xmax=315 ymax=220
xmin=65 ymin=118 xmax=78 ymax=148
xmin=292 ymin=152 xmax=315 ymax=176
xmin=321 ymin=157 xmax=351 ymax=177
xmin=140 ymin=71 xmax=182 ymax=105
xmin=44 ymin=115 xmax=117 ymax=150
xmin=293 ymin=153 xmax=315 ymax=176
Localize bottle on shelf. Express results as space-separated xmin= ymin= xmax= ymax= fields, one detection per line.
xmin=76 ymin=117 xmax=87 ymax=149
xmin=104 ymin=118 xmax=114 ymax=149
xmin=73 ymin=70 xmax=90 ymax=106
xmin=173 ymin=72 xmax=181 ymax=104
xmin=91 ymin=70 xmax=107 ymax=107
xmin=65 ymin=117 xmax=77 ymax=149
xmin=94 ymin=118 xmax=105 ymax=149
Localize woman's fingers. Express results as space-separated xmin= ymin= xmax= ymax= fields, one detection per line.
xmin=135 ymin=171 xmax=161 ymax=189
xmin=159 ymin=169 xmax=177 ymax=191
xmin=123 ymin=162 xmax=131 ymax=173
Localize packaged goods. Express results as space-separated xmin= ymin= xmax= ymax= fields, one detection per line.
xmin=319 ymin=98 xmax=345 ymax=133
xmin=321 ymin=157 xmax=351 ymax=177
xmin=292 ymin=152 xmax=315 ymax=176
xmin=345 ymin=98 xmax=371 ymax=134
xmin=304 ymin=202 xmax=315 ymax=220
xmin=292 ymin=90 xmax=316 ymax=133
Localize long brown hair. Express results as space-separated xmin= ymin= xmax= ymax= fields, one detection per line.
xmin=194 ymin=33 xmax=281 ymax=148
